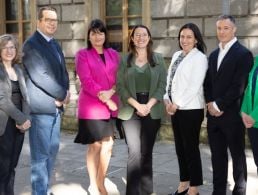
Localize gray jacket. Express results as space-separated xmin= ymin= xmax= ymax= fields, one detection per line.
xmin=0 ymin=63 xmax=30 ymax=136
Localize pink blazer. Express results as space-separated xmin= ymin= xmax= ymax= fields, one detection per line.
xmin=76 ymin=47 xmax=120 ymax=119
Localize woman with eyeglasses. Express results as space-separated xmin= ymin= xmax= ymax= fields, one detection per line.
xmin=117 ymin=24 xmax=167 ymax=195
xmin=0 ymin=34 xmax=31 ymax=195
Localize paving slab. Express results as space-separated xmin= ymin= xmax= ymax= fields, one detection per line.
xmin=15 ymin=132 xmax=258 ymax=195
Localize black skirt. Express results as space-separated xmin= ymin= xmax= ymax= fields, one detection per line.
xmin=74 ymin=119 xmax=115 ymax=144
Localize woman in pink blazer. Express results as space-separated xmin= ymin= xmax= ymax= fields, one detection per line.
xmin=74 ymin=19 xmax=119 ymax=195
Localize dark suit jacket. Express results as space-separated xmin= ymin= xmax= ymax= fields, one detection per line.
xmin=0 ymin=63 xmax=30 ymax=135
xmin=22 ymin=31 xmax=69 ymax=114
xmin=204 ymin=41 xmax=253 ymax=123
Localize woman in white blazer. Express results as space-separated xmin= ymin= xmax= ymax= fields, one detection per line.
xmin=164 ymin=23 xmax=208 ymax=195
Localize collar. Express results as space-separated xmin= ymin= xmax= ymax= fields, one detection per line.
xmin=37 ymin=29 xmax=53 ymax=42
xmin=219 ymin=37 xmax=237 ymax=51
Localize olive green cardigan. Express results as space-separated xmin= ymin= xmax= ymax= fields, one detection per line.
xmin=117 ymin=52 xmax=167 ymax=120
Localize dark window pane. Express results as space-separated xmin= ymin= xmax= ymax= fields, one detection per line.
xmin=128 ymin=18 xmax=142 ymax=29
xmin=23 ymin=0 xmax=30 ymax=20
xmin=106 ymin=19 xmax=122 ymax=30
xmin=128 ymin=0 xmax=142 ymax=15
xmin=109 ymin=42 xmax=122 ymax=52
xmin=23 ymin=22 xmax=31 ymax=40
xmin=106 ymin=0 xmax=122 ymax=16
xmin=6 ymin=0 xmax=18 ymax=20
xmin=6 ymin=23 xmax=18 ymax=34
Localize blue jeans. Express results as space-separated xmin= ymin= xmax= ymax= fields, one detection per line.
xmin=29 ymin=111 xmax=61 ymax=195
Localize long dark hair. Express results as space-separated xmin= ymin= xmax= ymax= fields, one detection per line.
xmin=127 ymin=24 xmax=157 ymax=67
xmin=87 ymin=19 xmax=109 ymax=49
xmin=178 ymin=23 xmax=207 ymax=54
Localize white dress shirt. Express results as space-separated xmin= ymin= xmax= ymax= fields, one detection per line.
xmin=213 ymin=37 xmax=237 ymax=111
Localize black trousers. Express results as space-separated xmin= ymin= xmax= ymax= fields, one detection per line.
xmin=0 ymin=118 xmax=24 ymax=195
xmin=247 ymin=127 xmax=258 ymax=175
xmin=122 ymin=113 xmax=160 ymax=195
xmin=207 ymin=117 xmax=247 ymax=195
xmin=171 ymin=109 xmax=204 ymax=186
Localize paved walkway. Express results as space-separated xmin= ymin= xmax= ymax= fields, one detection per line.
xmin=15 ymin=132 xmax=258 ymax=195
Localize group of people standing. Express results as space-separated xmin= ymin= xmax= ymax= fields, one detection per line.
xmin=75 ymin=14 xmax=257 ymax=195
xmin=0 ymin=5 xmax=257 ymax=195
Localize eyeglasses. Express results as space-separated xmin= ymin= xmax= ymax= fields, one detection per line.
xmin=2 ymin=46 xmax=16 ymax=51
xmin=134 ymin=33 xmax=149 ymax=38
xmin=42 ymin=18 xmax=58 ymax=24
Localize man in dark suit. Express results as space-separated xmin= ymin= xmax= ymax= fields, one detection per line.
xmin=204 ymin=15 xmax=253 ymax=195
xmin=22 ymin=6 xmax=70 ymax=195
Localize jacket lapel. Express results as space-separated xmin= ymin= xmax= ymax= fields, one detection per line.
xmin=211 ymin=49 xmax=219 ymax=75
xmin=216 ymin=42 xmax=239 ymax=76
xmin=127 ymin=66 xmax=136 ymax=99
xmin=0 ymin=63 xmax=11 ymax=89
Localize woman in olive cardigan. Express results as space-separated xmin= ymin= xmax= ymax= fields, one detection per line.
xmin=117 ymin=25 xmax=167 ymax=195
xmin=241 ymin=56 xmax=258 ymax=174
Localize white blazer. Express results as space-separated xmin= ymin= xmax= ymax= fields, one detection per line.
xmin=164 ymin=48 xmax=208 ymax=110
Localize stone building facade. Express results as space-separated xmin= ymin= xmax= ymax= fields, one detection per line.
xmin=35 ymin=0 xmax=258 ymax=131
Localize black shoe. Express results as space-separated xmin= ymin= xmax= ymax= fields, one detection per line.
xmin=170 ymin=188 xmax=189 ymax=195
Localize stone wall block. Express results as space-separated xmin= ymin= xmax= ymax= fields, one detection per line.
xmin=204 ymin=38 xmax=218 ymax=55
xmin=153 ymin=39 xmax=178 ymax=58
xmin=249 ymin=38 xmax=258 ymax=55
xmin=151 ymin=20 xmax=168 ymax=38
xmin=204 ymin=18 xmax=217 ymax=37
xmin=51 ymin=5 xmax=61 ymax=20
xmin=74 ymin=0 xmax=85 ymax=2
xmin=250 ymin=0 xmax=258 ymax=14
xmin=230 ymin=0 xmax=248 ymax=15
xmin=72 ymin=22 xmax=86 ymax=39
xmin=236 ymin=17 xmax=258 ymax=37
xmin=51 ymin=0 xmax=72 ymax=4
xmin=55 ymin=23 xmax=73 ymax=39
xmin=38 ymin=0 xmax=50 ymax=5
xmin=187 ymin=0 xmax=221 ymax=16
xmin=62 ymin=5 xmax=86 ymax=21
xmin=152 ymin=0 xmax=185 ymax=18
xmin=63 ymin=40 xmax=85 ymax=58
xmin=168 ymin=18 xmax=203 ymax=37
xmin=238 ymin=38 xmax=249 ymax=49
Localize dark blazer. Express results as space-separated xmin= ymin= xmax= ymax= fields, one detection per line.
xmin=22 ymin=31 xmax=69 ymax=114
xmin=204 ymin=41 xmax=253 ymax=123
xmin=117 ymin=52 xmax=167 ymax=120
xmin=0 ymin=63 xmax=30 ymax=136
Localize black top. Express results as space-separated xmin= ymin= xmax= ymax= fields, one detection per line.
xmin=99 ymin=54 xmax=106 ymax=64
xmin=11 ymin=80 xmax=22 ymax=110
